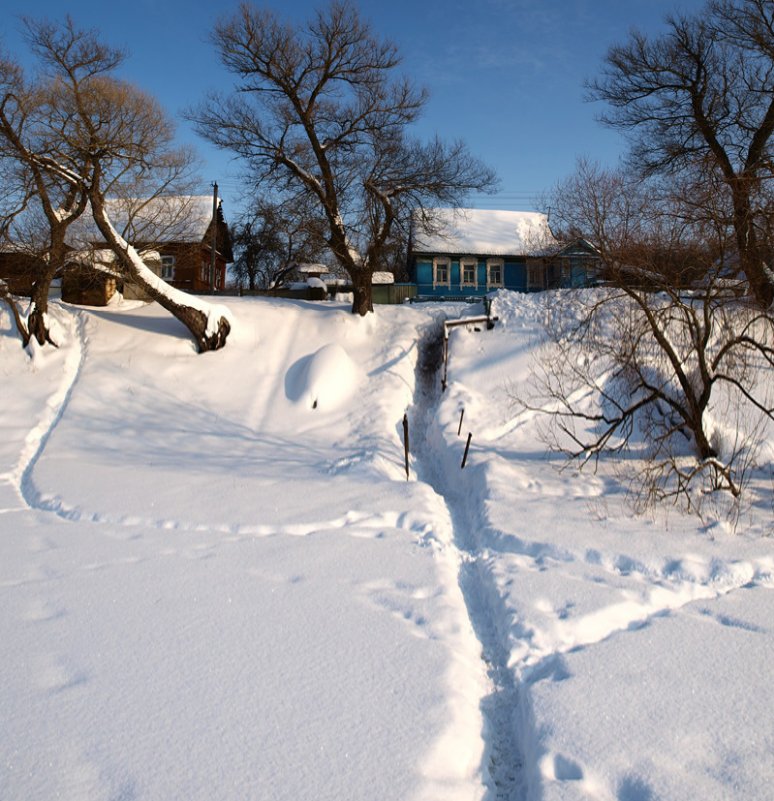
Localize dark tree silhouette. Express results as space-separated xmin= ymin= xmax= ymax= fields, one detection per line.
xmin=191 ymin=1 xmax=497 ymax=315
xmin=589 ymin=0 xmax=774 ymax=308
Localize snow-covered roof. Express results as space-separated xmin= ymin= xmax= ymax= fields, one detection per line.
xmin=66 ymin=248 xmax=161 ymax=267
xmin=66 ymin=196 xmax=218 ymax=248
xmin=297 ymin=263 xmax=330 ymax=275
xmin=372 ymin=272 xmax=395 ymax=285
xmin=412 ymin=208 xmax=558 ymax=257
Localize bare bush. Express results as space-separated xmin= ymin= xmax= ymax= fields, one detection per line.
xmin=519 ymin=276 xmax=773 ymax=515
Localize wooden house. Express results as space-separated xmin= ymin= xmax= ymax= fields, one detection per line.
xmin=78 ymin=195 xmax=234 ymax=296
xmin=1 ymin=196 xmax=233 ymax=305
xmin=0 ymin=247 xmax=47 ymax=296
xmin=61 ymin=251 xmax=119 ymax=306
xmin=61 ymin=249 xmax=168 ymax=305
xmin=408 ymin=208 xmax=600 ymax=298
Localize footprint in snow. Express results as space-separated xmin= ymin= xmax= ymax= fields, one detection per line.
xmin=23 ymin=597 xmax=67 ymax=623
xmin=38 ymin=656 xmax=89 ymax=694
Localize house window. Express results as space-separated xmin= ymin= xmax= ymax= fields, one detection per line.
xmin=527 ymin=263 xmax=545 ymax=290
xmin=433 ymin=257 xmax=450 ymax=288
xmin=487 ymin=259 xmax=503 ymax=288
xmin=161 ymin=255 xmax=175 ymax=280
xmin=460 ymin=258 xmax=477 ymax=288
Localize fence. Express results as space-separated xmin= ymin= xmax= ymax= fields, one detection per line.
xmin=238 ymin=283 xmax=417 ymax=304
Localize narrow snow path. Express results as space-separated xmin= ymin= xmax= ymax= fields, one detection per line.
xmin=2 ymin=308 xmax=87 ymax=512
xmin=0 ymin=300 xmax=493 ymax=801
xmin=409 ymin=318 xmax=526 ymax=801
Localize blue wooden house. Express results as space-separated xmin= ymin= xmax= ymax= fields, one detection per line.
xmin=408 ymin=208 xmax=600 ymax=298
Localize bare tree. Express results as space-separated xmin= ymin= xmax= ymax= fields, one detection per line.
xmin=0 ymin=41 xmax=94 ymax=346
xmin=529 ymin=161 xmax=774 ymax=513
xmin=232 ymin=195 xmax=326 ymax=291
xmin=190 ymin=1 xmax=497 ymax=315
xmin=0 ymin=17 xmax=230 ymax=352
xmin=588 ymin=0 xmax=774 ymax=308
xmin=548 ymin=159 xmax=723 ymax=288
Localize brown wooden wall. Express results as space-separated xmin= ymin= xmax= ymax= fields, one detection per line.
xmin=160 ymin=243 xmax=228 ymax=293
xmin=0 ymin=253 xmax=47 ymax=296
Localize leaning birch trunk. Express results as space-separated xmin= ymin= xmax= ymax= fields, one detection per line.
xmin=89 ymin=191 xmax=231 ymax=352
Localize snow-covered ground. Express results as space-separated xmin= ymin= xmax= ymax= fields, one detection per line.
xmin=1 ymin=293 xmax=772 ymax=801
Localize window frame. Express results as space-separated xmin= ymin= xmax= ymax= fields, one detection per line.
xmin=433 ymin=257 xmax=451 ymax=288
xmin=460 ymin=257 xmax=478 ymax=289
xmin=160 ymin=254 xmax=176 ymax=280
xmin=486 ymin=258 xmax=504 ymax=289
xmin=527 ymin=262 xmax=545 ymax=291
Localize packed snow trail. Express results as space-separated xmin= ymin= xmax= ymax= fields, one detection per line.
xmin=0 ymin=298 xmax=494 ymax=801
xmin=1 ymin=306 xmax=86 ymax=513
xmin=409 ymin=316 xmax=526 ymax=801
xmin=421 ymin=290 xmax=774 ymax=801
xmin=4 ymin=296 xmax=773 ymax=801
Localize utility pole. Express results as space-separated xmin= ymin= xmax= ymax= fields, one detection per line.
xmin=209 ymin=181 xmax=219 ymax=293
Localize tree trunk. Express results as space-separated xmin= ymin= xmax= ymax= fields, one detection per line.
xmin=125 ymin=266 xmax=231 ymax=351
xmin=350 ymin=269 xmax=374 ymax=316
xmin=740 ymin=251 xmax=774 ymax=308
xmin=26 ymin=234 xmax=70 ymax=347
xmin=89 ymin=189 xmax=230 ymax=352
xmin=731 ymin=184 xmax=774 ymax=308
xmin=692 ymin=420 xmax=717 ymax=461
xmin=0 ymin=285 xmax=31 ymax=347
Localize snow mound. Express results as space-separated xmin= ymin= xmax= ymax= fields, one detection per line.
xmin=290 ymin=343 xmax=360 ymax=410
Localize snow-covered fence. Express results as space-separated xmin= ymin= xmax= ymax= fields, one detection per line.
xmin=441 ymin=310 xmax=498 ymax=391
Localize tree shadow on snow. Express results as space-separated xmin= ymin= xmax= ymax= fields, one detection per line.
xmin=85 ymin=307 xmax=191 ymax=341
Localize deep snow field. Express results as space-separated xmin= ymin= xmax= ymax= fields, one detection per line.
xmin=1 ymin=292 xmax=772 ymax=801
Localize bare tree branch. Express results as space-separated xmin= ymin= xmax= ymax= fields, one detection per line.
xmin=190 ymin=1 xmax=497 ymax=315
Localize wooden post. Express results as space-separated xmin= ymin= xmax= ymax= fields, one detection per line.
xmin=461 ymin=433 xmax=472 ymax=469
xmin=457 ymin=408 xmax=465 ymax=436
xmin=442 ymin=327 xmax=450 ymax=392
xmin=403 ymin=413 xmax=410 ymax=480
xmin=209 ymin=181 xmax=218 ymax=293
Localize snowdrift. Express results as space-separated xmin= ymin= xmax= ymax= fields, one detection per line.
xmin=1 ymin=292 xmax=772 ymax=801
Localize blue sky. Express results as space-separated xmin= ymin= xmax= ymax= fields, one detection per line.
xmin=2 ymin=0 xmax=706 ymax=219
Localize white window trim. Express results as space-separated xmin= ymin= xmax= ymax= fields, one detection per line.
xmin=161 ymin=255 xmax=176 ymax=280
xmin=486 ymin=258 xmax=504 ymax=288
xmin=460 ymin=257 xmax=478 ymax=289
xmin=433 ymin=257 xmax=451 ymax=289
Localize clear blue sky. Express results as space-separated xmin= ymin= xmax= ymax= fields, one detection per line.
xmin=2 ymin=0 xmax=707 ymax=219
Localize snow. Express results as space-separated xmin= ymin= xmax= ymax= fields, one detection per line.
xmin=286 ymin=342 xmax=360 ymax=409
xmin=92 ymin=205 xmax=232 ymax=342
xmin=1 ymin=290 xmax=773 ymax=801
xmin=67 ymin=196 xmax=219 ymax=248
xmin=297 ymin=263 xmax=330 ymax=275
xmin=412 ymin=208 xmax=559 ymax=256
